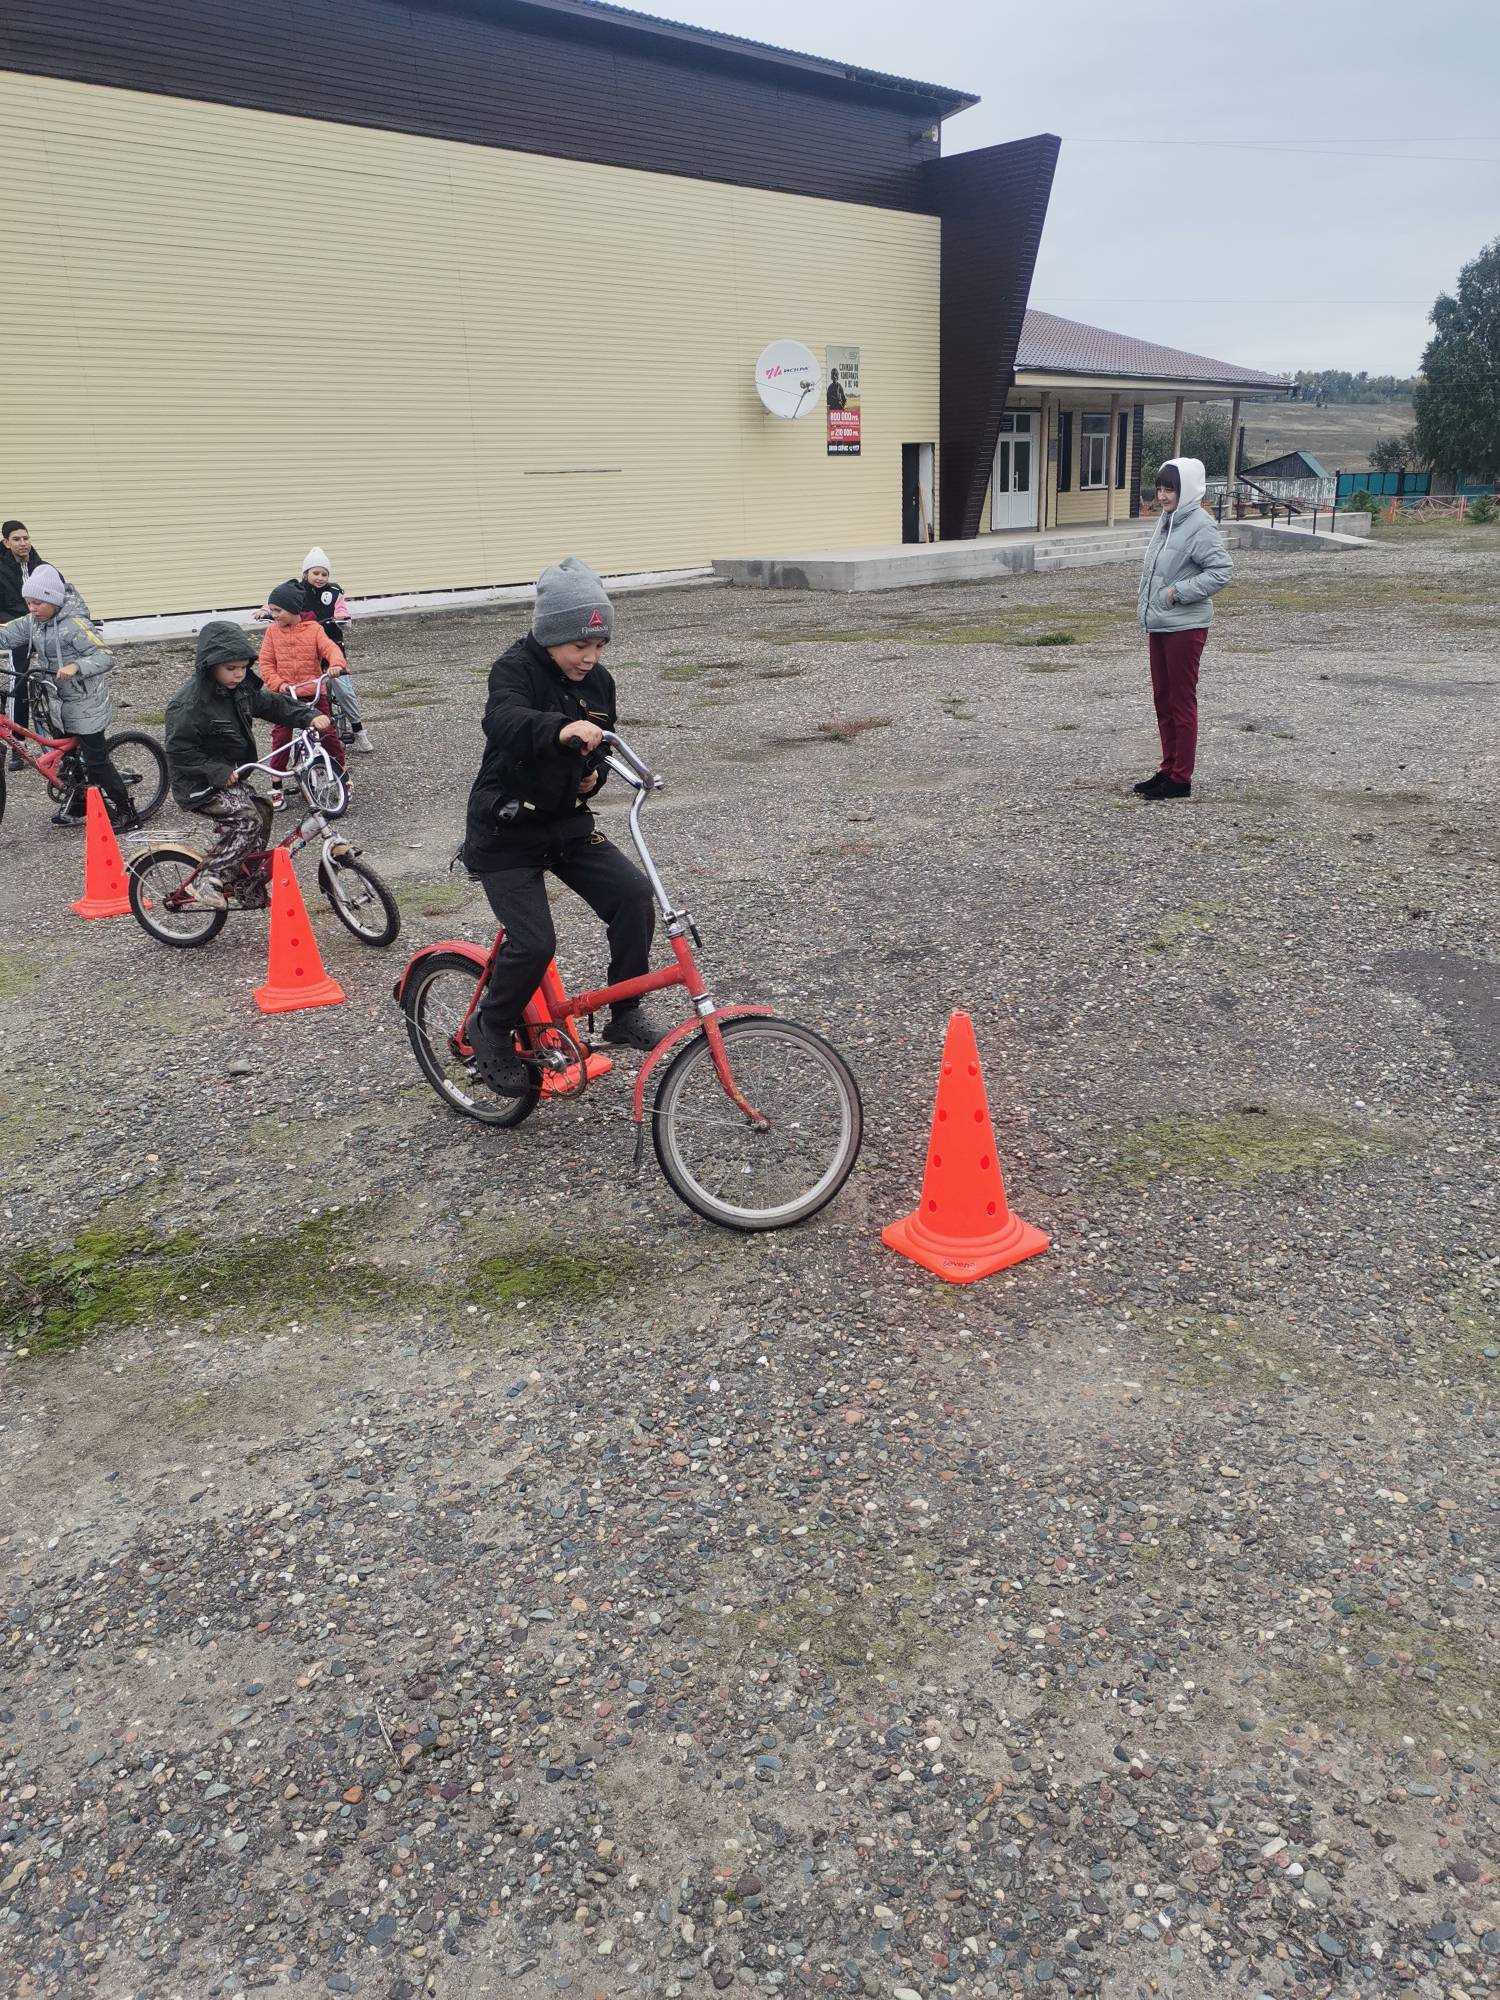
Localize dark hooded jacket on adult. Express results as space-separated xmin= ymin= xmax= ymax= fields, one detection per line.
xmin=165 ymin=620 xmax=316 ymax=808
xmin=463 ymin=632 xmax=615 ymax=871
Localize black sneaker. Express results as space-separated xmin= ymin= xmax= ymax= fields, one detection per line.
xmin=1152 ymin=779 xmax=1192 ymax=800
xmin=1132 ymin=771 xmax=1168 ymax=795
xmin=602 ymin=1008 xmax=664 ymax=1052
xmin=109 ymin=803 xmax=144 ymax=834
xmin=51 ymin=802 xmax=86 ymax=827
xmin=469 ymin=1023 xmax=533 ymax=1097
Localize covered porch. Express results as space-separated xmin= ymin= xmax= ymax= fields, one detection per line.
xmin=979 ymin=311 xmax=1288 ymax=538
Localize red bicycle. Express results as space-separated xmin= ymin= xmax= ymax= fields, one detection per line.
xmin=0 ymin=667 xmax=168 ymax=832
xmin=393 ymin=732 xmax=863 ymax=1231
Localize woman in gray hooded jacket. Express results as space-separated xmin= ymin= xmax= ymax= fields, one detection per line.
xmin=1134 ymin=456 xmax=1231 ymax=798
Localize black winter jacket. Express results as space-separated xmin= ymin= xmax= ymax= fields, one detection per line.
xmin=165 ymin=621 xmax=316 ymax=807
xmin=1 ymin=545 xmax=48 ymax=622
xmin=464 ymin=633 xmax=615 ymax=870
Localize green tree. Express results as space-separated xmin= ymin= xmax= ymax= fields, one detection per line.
xmin=1139 ymin=411 xmax=1229 ymax=488
xmin=1414 ymin=236 xmax=1500 ymax=479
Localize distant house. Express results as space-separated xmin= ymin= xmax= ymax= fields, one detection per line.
xmin=1239 ymin=449 xmax=1333 ymax=507
xmin=984 ymin=310 xmax=1286 ymax=534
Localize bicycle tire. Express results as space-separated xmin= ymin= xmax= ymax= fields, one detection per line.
xmin=127 ymin=845 xmax=228 ymax=948
xmin=304 ymin=764 xmax=348 ymax=821
xmin=0 ymin=757 xmax=6 ymax=831
xmin=318 ymin=854 xmax=400 ymax=947
xmin=105 ymin=730 xmax=169 ymax=823
xmin=404 ymin=950 xmax=540 ymax=1129
xmin=652 ymin=1017 xmax=862 ymax=1231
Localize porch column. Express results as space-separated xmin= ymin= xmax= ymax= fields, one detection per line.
xmin=1225 ymin=395 xmax=1242 ymax=502
xmin=1171 ymin=396 xmax=1185 ymax=458
xmin=1106 ymin=391 xmax=1121 ymax=528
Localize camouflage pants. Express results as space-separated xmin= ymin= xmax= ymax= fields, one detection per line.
xmin=192 ymin=787 xmax=273 ymax=879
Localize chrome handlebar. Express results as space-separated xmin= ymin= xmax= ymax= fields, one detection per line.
xmin=599 ymin=730 xmax=660 ymax=792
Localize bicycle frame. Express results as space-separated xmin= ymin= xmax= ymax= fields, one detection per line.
xmin=419 ymin=732 xmax=772 ymax=1134
xmin=0 ymin=674 xmax=80 ymax=785
xmin=152 ymin=724 xmax=349 ymax=905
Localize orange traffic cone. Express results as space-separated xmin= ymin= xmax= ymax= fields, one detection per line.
xmin=254 ymin=848 xmax=345 ymax=1015
xmin=883 ymin=1011 xmax=1049 ymax=1285
xmin=71 ymin=786 xmax=132 ymax=920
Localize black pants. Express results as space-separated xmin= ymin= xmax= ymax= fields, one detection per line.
xmin=5 ymin=649 xmax=29 ymax=738
xmin=476 ymin=818 xmax=655 ymax=1036
xmin=71 ymin=730 xmax=134 ymax=815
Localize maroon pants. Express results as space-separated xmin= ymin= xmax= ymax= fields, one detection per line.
xmin=270 ymin=686 xmax=345 ymax=776
xmin=1148 ymin=628 xmax=1208 ymax=783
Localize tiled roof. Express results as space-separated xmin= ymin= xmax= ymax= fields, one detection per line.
xmin=1015 ymin=310 xmax=1286 ymax=389
xmin=502 ymin=0 xmax=978 ymax=112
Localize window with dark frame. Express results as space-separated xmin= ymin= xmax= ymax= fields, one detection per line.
xmin=1080 ymin=412 xmax=1109 ymax=490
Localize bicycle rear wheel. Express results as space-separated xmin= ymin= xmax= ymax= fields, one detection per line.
xmin=128 ymin=846 xmax=227 ymax=947
xmin=403 ymin=950 xmax=540 ymax=1129
xmin=652 ymin=1017 xmax=862 ymax=1230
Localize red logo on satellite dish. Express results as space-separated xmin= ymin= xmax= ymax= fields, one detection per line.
xmin=586 ymin=609 xmax=606 ymax=630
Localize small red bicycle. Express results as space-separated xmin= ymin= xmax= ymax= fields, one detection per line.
xmin=0 ymin=667 xmax=168 ymax=832
xmin=394 ymin=732 xmax=863 ymax=1231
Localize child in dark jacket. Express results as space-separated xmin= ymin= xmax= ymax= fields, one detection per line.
xmin=165 ymin=621 xmax=329 ymax=904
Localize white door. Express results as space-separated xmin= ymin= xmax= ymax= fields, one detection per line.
xmin=990 ymin=412 xmax=1038 ymax=531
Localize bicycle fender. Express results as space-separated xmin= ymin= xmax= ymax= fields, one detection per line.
xmin=390 ymin=939 xmax=487 ymax=1008
xmin=631 ymin=1005 xmax=776 ymax=1125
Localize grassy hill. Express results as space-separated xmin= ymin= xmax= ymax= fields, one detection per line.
xmin=1146 ymin=398 xmax=1416 ymax=473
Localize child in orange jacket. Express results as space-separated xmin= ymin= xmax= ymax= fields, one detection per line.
xmin=257 ymin=580 xmax=349 ymax=803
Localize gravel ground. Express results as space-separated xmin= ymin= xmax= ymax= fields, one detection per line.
xmin=1 ymin=526 xmax=1495 ymax=2000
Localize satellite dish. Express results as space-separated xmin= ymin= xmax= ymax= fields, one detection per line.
xmin=755 ymin=340 xmax=822 ymax=421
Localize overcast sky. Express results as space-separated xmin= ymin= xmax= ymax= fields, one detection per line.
xmin=678 ymin=0 xmax=1500 ymax=377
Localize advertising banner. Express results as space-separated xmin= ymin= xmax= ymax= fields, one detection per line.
xmin=825 ymin=345 xmax=861 ymax=456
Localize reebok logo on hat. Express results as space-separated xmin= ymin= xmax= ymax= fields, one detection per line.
xmin=586 ymin=608 xmax=606 ymax=631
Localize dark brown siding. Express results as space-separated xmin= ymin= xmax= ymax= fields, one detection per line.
xmin=6 ymin=0 xmax=945 ymax=210
xmin=1129 ymin=403 xmax=1145 ymax=518
xmin=921 ymin=136 xmax=1060 ymax=539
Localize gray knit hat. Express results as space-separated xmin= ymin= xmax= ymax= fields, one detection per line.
xmin=22 ymin=563 xmax=66 ymax=608
xmin=532 ymin=556 xmax=613 ymax=648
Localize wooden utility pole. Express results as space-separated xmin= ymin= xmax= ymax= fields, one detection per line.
xmin=1225 ymin=395 xmax=1242 ymax=507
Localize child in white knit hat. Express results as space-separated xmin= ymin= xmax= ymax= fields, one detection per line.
xmin=255 ymin=547 xmax=373 ymax=755
xmin=299 ymin=547 xmax=372 ymax=755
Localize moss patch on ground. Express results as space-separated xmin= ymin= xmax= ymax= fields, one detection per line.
xmin=1146 ymin=902 xmax=1228 ymax=954
xmin=465 ymin=1241 xmax=633 ymax=1313
xmin=0 ymin=949 xmax=39 ymax=1001
xmin=1274 ymin=1604 xmax=1494 ymax=1755
xmin=1158 ymin=1310 xmax=1341 ymax=1395
xmin=3 ymin=1212 xmax=397 ymax=1359
xmin=1112 ymin=1104 xmax=1397 ymax=1187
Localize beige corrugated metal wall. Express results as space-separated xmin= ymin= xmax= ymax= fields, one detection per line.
xmin=1 ymin=72 xmax=940 ymax=618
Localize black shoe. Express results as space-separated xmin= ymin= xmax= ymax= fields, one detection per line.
xmin=51 ymin=803 xmax=86 ymax=827
xmin=602 ymin=1007 xmax=663 ymax=1053
xmin=7 ymin=751 xmax=23 ymax=772
xmin=109 ymin=803 xmax=143 ymax=833
xmin=468 ymin=1023 xmax=533 ymax=1097
xmin=1152 ymin=779 xmax=1192 ymax=800
xmin=1133 ymin=771 xmax=1168 ymax=795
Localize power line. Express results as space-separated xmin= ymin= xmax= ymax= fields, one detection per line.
xmin=1068 ymin=139 xmax=1499 ymax=165
xmin=1036 ymin=297 xmax=1428 ymax=307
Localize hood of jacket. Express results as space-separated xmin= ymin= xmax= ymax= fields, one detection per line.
xmin=195 ymin=619 xmax=259 ymax=677
xmin=1160 ymin=456 xmax=1208 ymax=532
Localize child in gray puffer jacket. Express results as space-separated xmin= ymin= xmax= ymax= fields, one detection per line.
xmin=1134 ymin=456 xmax=1232 ymax=799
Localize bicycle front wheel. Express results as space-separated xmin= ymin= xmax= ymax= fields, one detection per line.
xmin=105 ymin=731 xmax=169 ymax=823
xmin=652 ymin=1017 xmax=862 ymax=1231
xmin=318 ymin=853 xmax=400 ymax=946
